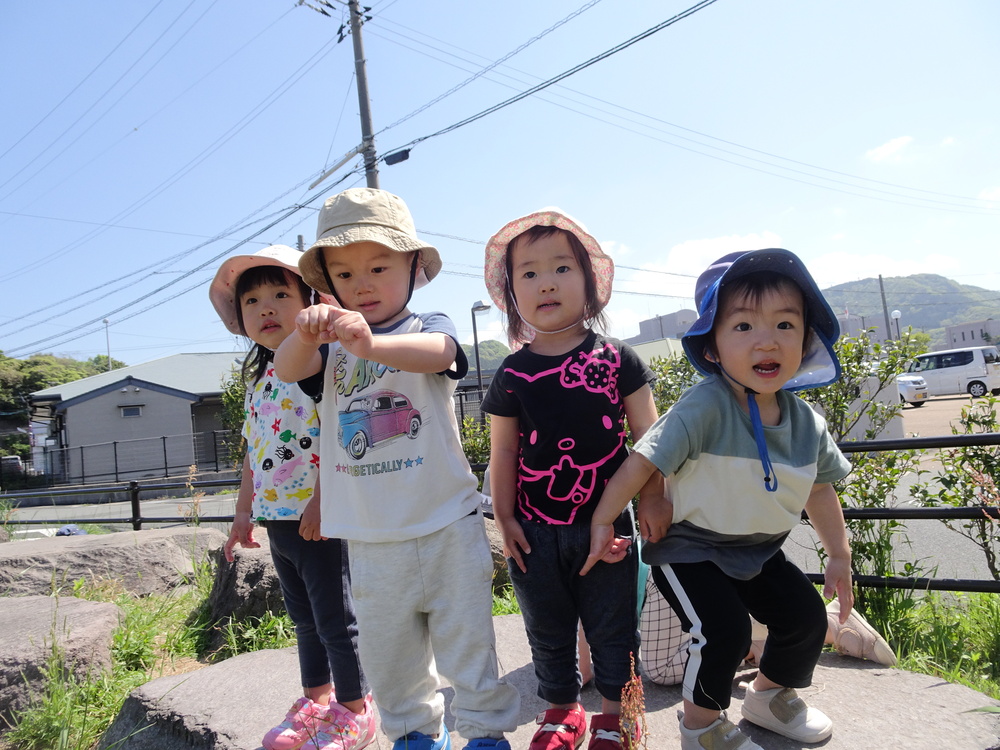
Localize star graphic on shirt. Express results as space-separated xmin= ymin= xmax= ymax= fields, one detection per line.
xmin=415 ymin=456 xmax=424 ymax=466
xmin=404 ymin=458 xmax=413 ymax=468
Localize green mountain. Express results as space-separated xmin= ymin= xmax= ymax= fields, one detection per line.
xmin=821 ymin=274 xmax=1000 ymax=348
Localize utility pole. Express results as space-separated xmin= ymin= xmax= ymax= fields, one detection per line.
xmin=348 ymin=0 xmax=379 ymax=188
xmin=878 ymin=275 xmax=891 ymax=341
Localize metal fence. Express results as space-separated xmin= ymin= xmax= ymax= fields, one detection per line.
xmin=2 ymin=431 xmax=238 ymax=490
xmin=4 ymin=432 xmax=1000 ymax=596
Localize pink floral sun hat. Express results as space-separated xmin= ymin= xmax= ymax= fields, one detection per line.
xmin=483 ymin=209 xmax=614 ymax=317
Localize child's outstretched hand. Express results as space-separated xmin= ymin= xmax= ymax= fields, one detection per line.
xmin=295 ymin=304 xmax=371 ymax=346
xmin=579 ymin=524 xmax=632 ymax=575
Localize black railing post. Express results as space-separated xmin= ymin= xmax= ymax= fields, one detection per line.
xmin=80 ymin=446 xmax=86 ymax=483
xmin=162 ymin=436 xmax=168 ymax=478
xmin=129 ymin=481 xmax=142 ymax=530
xmin=213 ymin=431 xmax=220 ymax=472
xmin=113 ymin=441 xmax=119 ymax=483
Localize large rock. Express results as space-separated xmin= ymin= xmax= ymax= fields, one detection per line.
xmin=97 ymin=614 xmax=1000 ymax=750
xmin=0 ymin=595 xmax=120 ymax=724
xmin=0 ymin=527 xmax=226 ymax=597
xmin=98 ymin=648 xmax=301 ymax=750
xmin=203 ymin=527 xmax=283 ymax=654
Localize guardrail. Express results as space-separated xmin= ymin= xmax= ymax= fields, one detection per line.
xmin=5 ymin=434 xmax=1000 ymax=594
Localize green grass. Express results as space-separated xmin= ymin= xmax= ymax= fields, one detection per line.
xmin=214 ymin=611 xmax=297 ymax=659
xmin=888 ymin=592 xmax=1000 ymax=700
xmin=3 ymin=556 xmax=219 ymax=750
xmin=492 ymin=584 xmax=521 ymax=616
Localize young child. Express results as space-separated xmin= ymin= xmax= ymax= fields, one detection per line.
xmin=582 ymin=248 xmax=854 ymax=750
xmin=209 ymin=245 xmax=373 ymax=750
xmin=480 ymin=209 xmax=659 ymax=750
xmin=274 ymin=188 xmax=520 ymax=750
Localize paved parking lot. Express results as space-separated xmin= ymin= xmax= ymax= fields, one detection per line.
xmin=899 ymin=393 xmax=987 ymax=437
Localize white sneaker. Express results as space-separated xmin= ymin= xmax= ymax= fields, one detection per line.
xmin=741 ymin=685 xmax=832 ymax=743
xmin=678 ymin=712 xmax=763 ymax=750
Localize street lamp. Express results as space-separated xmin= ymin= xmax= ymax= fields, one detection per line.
xmin=891 ymin=309 xmax=902 ymax=341
xmin=471 ymin=300 xmax=491 ymax=393
xmin=102 ymin=319 xmax=111 ymax=371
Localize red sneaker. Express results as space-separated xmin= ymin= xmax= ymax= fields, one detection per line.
xmin=529 ymin=707 xmax=587 ymax=750
xmin=587 ymin=713 xmax=639 ymax=750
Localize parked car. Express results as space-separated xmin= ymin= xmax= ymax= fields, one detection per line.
xmin=896 ymin=373 xmax=928 ymax=406
xmin=0 ymin=455 xmax=24 ymax=474
xmin=906 ymin=345 xmax=1000 ymax=398
xmin=338 ymin=389 xmax=422 ymax=460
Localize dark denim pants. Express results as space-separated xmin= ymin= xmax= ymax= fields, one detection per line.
xmin=508 ymin=512 xmax=639 ymax=705
xmin=265 ymin=520 xmax=368 ymax=701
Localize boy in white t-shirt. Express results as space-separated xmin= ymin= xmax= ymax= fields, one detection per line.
xmin=275 ymin=188 xmax=519 ymax=750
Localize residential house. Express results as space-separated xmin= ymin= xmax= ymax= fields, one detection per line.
xmin=29 ymin=352 xmax=241 ymax=484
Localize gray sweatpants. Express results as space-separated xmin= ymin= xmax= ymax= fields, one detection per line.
xmin=348 ymin=510 xmax=520 ymax=741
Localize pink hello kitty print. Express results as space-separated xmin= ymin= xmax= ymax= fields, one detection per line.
xmin=505 ymin=341 xmax=630 ymax=524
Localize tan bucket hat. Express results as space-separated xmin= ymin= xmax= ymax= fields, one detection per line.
xmin=210 ymin=245 xmax=307 ymax=335
xmin=299 ymin=188 xmax=441 ymax=295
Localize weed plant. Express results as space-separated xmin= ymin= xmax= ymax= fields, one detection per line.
xmin=214 ymin=611 xmax=297 ymax=660
xmin=3 ymin=557 xmax=217 ymax=750
xmin=492 ymin=585 xmax=521 ymax=616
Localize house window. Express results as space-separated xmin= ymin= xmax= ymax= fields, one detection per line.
xmin=120 ymin=406 xmax=142 ymax=418
xmin=962 ymin=332 xmax=966 ymax=341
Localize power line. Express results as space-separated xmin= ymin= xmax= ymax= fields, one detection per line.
xmin=0 ymin=0 xmax=212 ymax=201
xmin=371 ymin=11 xmax=995 ymax=213
xmin=375 ymin=0 xmax=606 ymax=134
xmin=0 ymin=0 xmax=168 ymax=165
xmin=379 ymin=0 xmax=721 ymax=157
xmin=3 ymin=166 xmax=365 ymax=358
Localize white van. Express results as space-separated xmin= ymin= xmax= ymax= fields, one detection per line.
xmin=906 ymin=345 xmax=1000 ymax=398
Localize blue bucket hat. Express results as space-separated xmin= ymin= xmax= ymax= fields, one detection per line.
xmin=682 ymin=248 xmax=841 ymax=392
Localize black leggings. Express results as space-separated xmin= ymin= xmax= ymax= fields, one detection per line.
xmin=652 ymin=550 xmax=826 ymax=710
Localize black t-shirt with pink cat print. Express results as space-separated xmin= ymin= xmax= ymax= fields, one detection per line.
xmin=482 ymin=330 xmax=655 ymax=525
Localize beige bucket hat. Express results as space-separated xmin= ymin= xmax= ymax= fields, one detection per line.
xmin=299 ymin=188 xmax=441 ymax=296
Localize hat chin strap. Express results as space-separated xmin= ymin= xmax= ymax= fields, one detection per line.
xmin=319 ymin=250 xmax=419 ymax=328
xmin=715 ymin=361 xmax=778 ymax=493
xmin=507 ymin=276 xmax=586 ymax=337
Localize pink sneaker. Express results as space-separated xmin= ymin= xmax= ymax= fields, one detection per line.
xmin=302 ymin=694 xmax=377 ymax=750
xmin=263 ymin=697 xmax=330 ymax=750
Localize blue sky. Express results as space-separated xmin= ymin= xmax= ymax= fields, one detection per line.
xmin=1 ymin=0 xmax=997 ymax=364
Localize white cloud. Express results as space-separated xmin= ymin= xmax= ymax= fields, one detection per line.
xmin=809 ymin=251 xmax=960 ymax=289
xmin=978 ymin=187 xmax=1000 ymax=203
xmin=866 ymin=136 xmax=914 ymax=163
xmin=941 ymin=136 xmax=956 ymax=147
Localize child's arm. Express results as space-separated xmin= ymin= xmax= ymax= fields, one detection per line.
xmin=224 ymin=455 xmax=261 ymax=562
xmin=299 ymin=474 xmax=325 ymax=541
xmin=273 ymin=304 xmax=332 ymax=382
xmin=624 ymin=384 xmax=671 ymax=543
xmin=489 ymin=415 xmax=531 ymax=574
xmin=806 ymin=482 xmax=854 ymax=621
xmin=580 ymin=452 xmax=658 ymax=576
xmin=282 ymin=303 xmax=457 ymax=374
